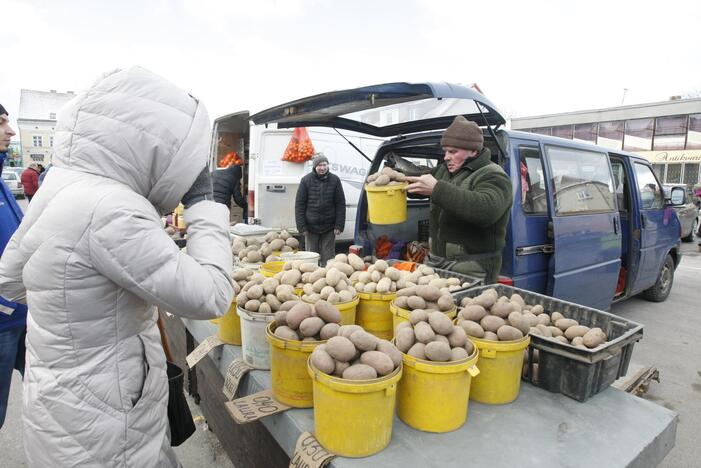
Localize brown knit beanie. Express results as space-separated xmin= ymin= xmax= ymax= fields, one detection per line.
xmin=440 ymin=116 xmax=483 ymax=151
xmin=312 ymin=154 xmax=329 ymax=169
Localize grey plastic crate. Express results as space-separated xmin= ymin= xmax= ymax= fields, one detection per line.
xmin=452 ymin=284 xmax=644 ymax=401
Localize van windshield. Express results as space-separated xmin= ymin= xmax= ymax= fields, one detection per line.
xmin=343 ymin=98 xmax=481 ymax=128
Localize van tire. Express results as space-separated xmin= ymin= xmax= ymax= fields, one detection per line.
xmin=682 ymin=219 xmax=697 ymax=242
xmin=642 ymin=254 xmax=675 ymax=302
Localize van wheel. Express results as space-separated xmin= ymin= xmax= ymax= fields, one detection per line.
xmin=642 ymin=254 xmax=674 ymax=302
xmin=682 ymin=219 xmax=697 ymax=242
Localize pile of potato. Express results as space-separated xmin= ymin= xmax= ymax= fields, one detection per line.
xmin=395 ymin=310 xmax=475 ymax=362
xmin=457 ymin=288 xmax=609 ymax=349
xmin=273 ymin=300 xmax=343 ymax=342
xmin=349 ymin=260 xmax=471 ymax=296
xmin=393 ymin=284 xmax=455 ymax=313
xmin=236 ymin=275 xmax=300 ymax=315
xmin=299 ymin=265 xmax=358 ymax=305
xmin=232 ymin=230 xmax=300 ymax=264
xmin=310 ymin=325 xmax=403 ymax=380
xmin=366 ymin=167 xmax=407 ymax=186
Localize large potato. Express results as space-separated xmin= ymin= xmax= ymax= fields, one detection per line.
xmin=451 ymin=347 xmax=469 ymax=361
xmin=497 ymin=325 xmax=524 ymax=341
xmin=360 ymin=351 xmax=395 ymax=376
xmin=407 ymin=296 xmax=427 ymax=310
xmin=384 ymin=267 xmax=401 ymax=281
xmin=437 ymin=295 xmax=454 ymax=312
xmin=555 ymin=318 xmax=579 ymax=331
xmin=490 ymin=301 xmax=513 ymax=319
xmin=286 ymin=302 xmax=313 ymax=329
xmin=407 ymin=342 xmax=426 ymax=360
xmin=394 ymin=296 xmax=409 ymax=309
xmin=472 ymin=293 xmax=497 ymax=309
xmin=460 ymin=305 xmax=487 ymax=322
xmin=245 ymin=299 xmax=261 ymax=312
xmin=348 ymin=253 xmax=365 ymax=271
xmin=395 ymin=327 xmax=416 ymax=353
xmin=564 ymin=325 xmax=591 ymax=340
xmin=409 ymin=309 xmax=428 ymax=325
xmin=376 ymin=339 xmax=403 ymax=368
xmin=447 ymin=326 xmax=468 ymax=348
xmin=583 ymin=327 xmax=607 ymax=348
xmin=459 ymin=320 xmax=485 ymax=338
xmin=320 ymin=323 xmax=340 ymax=340
xmin=428 ymin=312 xmax=454 ymax=335
xmin=315 ymin=300 xmax=342 ymax=324
xmin=247 ymin=285 xmax=264 ymax=300
xmin=350 ymin=330 xmax=378 ymax=351
xmin=414 ymin=321 xmax=436 ymax=343
xmin=258 ymin=302 xmax=272 ymax=315
xmin=480 ymin=315 xmax=506 ymax=333
xmin=311 ymin=348 xmax=336 ymax=374
xmin=300 ymin=317 xmax=325 ymax=337
xmin=376 ymin=278 xmax=392 ymax=294
xmin=343 ymin=364 xmax=378 ymax=380
xmin=326 ymin=336 xmax=356 ymax=362
xmin=281 ymin=269 xmax=302 ymax=286
xmin=325 ymin=268 xmax=342 ymax=287
xmin=415 ymin=285 xmax=441 ymax=302
xmin=274 ymin=325 xmax=300 ymax=341
xmin=338 ymin=324 xmax=363 ymax=339
xmin=424 ymin=341 xmax=452 ymax=362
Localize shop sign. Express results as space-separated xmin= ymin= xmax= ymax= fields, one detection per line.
xmin=289 ymin=432 xmax=335 ymax=468
xmin=639 ymin=150 xmax=701 ymax=163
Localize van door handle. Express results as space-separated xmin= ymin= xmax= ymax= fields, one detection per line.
xmin=613 ymin=217 xmax=619 ymax=235
xmin=640 ymin=213 xmax=646 ymax=228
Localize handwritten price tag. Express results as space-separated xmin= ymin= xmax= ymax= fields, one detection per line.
xmin=185 ymin=334 xmax=224 ymax=368
xmin=224 ymin=389 xmax=291 ymax=424
xmin=222 ymin=359 xmax=253 ymax=400
xmin=289 ymin=432 xmax=335 ymax=468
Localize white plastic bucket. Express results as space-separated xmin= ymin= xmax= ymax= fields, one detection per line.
xmin=237 ymin=307 xmax=274 ymax=369
xmin=280 ymin=250 xmax=320 ymax=266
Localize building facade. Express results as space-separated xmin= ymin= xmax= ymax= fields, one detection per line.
xmin=510 ymin=97 xmax=701 ymax=187
xmin=17 ymin=89 xmax=75 ymax=167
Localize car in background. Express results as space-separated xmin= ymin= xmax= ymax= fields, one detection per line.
xmin=1 ymin=170 xmax=24 ymax=198
xmin=664 ymin=184 xmax=698 ymax=242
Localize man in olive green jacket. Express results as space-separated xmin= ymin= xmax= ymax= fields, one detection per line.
xmin=406 ymin=116 xmax=512 ymax=284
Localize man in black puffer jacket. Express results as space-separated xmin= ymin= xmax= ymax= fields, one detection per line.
xmin=295 ymin=155 xmax=346 ymax=265
xmin=212 ymin=164 xmax=247 ymax=222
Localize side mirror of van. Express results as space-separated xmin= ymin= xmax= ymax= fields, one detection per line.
xmin=669 ymin=186 xmax=685 ymax=205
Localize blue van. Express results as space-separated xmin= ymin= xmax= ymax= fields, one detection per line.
xmin=250 ymin=82 xmax=682 ymax=310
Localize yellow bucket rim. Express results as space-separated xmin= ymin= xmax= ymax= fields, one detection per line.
xmin=307 ymin=359 xmax=403 ymax=393
xmin=357 ymin=291 xmax=397 ymax=301
xmin=261 ymin=260 xmax=286 ymax=273
xmin=236 ymin=306 xmax=275 ymax=322
xmin=301 ymin=295 xmax=360 ymax=307
xmin=390 ymin=301 xmax=457 ymax=319
xmin=402 ymin=347 xmax=479 ymax=375
xmin=364 ymin=182 xmax=408 ymax=192
xmin=265 ymin=321 xmax=326 ymax=352
xmin=470 ymin=334 xmax=531 ymax=352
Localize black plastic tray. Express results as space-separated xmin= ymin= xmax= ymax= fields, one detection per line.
xmin=452 ymin=284 xmax=644 ymax=402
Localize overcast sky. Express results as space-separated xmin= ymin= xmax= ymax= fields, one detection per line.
xmin=1 ymin=0 xmax=700 ymax=130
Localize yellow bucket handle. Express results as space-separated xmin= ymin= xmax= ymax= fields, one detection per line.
xmin=385 ymin=383 xmax=397 ymax=396
xmin=467 ymin=365 xmax=480 ymax=377
xmin=481 ymin=347 xmax=497 ymax=359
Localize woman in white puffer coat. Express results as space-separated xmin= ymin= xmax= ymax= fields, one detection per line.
xmin=0 ymin=67 xmax=234 ymax=467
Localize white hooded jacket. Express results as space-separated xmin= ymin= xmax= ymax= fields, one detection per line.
xmin=0 ymin=67 xmax=234 ymax=467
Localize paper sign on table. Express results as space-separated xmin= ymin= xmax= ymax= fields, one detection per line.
xmin=186 ymin=334 xmax=224 ymax=368
xmin=222 ymin=358 xmax=253 ymax=400
xmin=225 ymin=389 xmax=291 ymax=424
xmin=289 ymin=432 xmax=336 ymax=468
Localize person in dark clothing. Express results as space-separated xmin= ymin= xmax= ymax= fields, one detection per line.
xmin=212 ymin=164 xmax=247 ymax=222
xmin=295 ymin=154 xmax=346 ymax=266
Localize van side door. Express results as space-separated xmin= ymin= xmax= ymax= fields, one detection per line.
xmin=544 ymin=145 xmax=622 ymax=310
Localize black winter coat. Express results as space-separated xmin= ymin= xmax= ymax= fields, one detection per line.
xmin=295 ymin=170 xmax=346 ymax=234
xmin=212 ymin=165 xmax=246 ymax=209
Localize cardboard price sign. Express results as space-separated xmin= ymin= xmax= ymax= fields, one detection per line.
xmin=289 ymin=432 xmax=335 ymax=468
xmin=222 ymin=359 xmax=253 ymax=400
xmin=186 ymin=335 xmax=224 ymax=369
xmin=225 ymin=389 xmax=291 ymax=424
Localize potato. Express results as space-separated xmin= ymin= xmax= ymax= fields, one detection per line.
xmin=490 ymin=301 xmax=513 ymax=319
xmin=299 ymin=317 xmax=325 ymax=337
xmin=334 ymin=360 xmax=350 ymax=377
xmin=384 ymin=267 xmax=400 ymax=281
xmin=339 ymin=290 xmax=354 ymax=303
xmin=555 ymin=318 xmax=579 ymax=331
xmin=246 ymin=250 xmax=263 ymax=263
xmin=265 ymin=294 xmax=281 ymax=312
xmin=395 ymin=327 xmax=416 ymax=353
xmin=428 ymin=311 xmax=454 ymax=335
xmin=338 ymin=324 xmax=363 ymax=339
xmin=510 ymin=293 xmax=526 ymax=307
xmin=497 ymin=325 xmax=524 ymax=341
xmin=286 ymin=302 xmax=313 ymax=330
xmin=553 ymin=336 xmax=569 ymax=344
xmin=360 ymin=351 xmax=395 ymax=376
xmin=394 ymin=296 xmax=409 ymax=309
xmin=327 ymin=292 xmax=341 ymax=304
xmin=415 ymin=285 xmax=441 ymax=302
xmin=507 ymin=312 xmax=530 ymax=335
xmin=334 ymin=253 xmax=348 ymax=264
xmin=314 ymin=300 xmax=342 ymax=324
xmin=396 ymin=286 xmax=416 ymax=298
xmin=483 ymin=331 xmax=499 ymax=341
xmin=245 ymin=299 xmax=261 ymax=312
xmin=551 ymin=311 xmax=564 ymax=322
xmin=374 ymin=259 xmax=388 ymax=272
xmin=535 ymin=324 xmax=552 ymax=337
xmin=459 ymin=320 xmax=485 ymax=338
xmin=274 ymin=310 xmax=287 ymax=326
xmin=258 ymin=302 xmax=272 ymax=315
xmin=447 ymin=326 xmax=468 ymax=348
xmin=350 ymin=330 xmax=378 ymax=351
xmin=343 ymin=364 xmax=378 ymax=380
xmin=279 ymin=300 xmax=299 ymax=311
xmin=460 ymin=304 xmax=488 ymax=322
xmin=312 ymin=278 xmax=328 ymax=293
xmin=326 ymin=336 xmax=356 ymax=362
xmin=414 ymin=321 xmax=436 ymax=343
xmin=376 ymin=339 xmax=403 ymax=368
xmin=299 ymin=262 xmax=317 ymax=273
xmin=333 ymin=262 xmax=354 ymax=277
xmin=437 ymin=295 xmax=454 ymax=312
xmin=409 ymin=309 xmax=429 ymax=325
xmin=376 ymin=277 xmax=392 ymax=294
xmin=303 ymin=293 xmax=321 ymax=303
xmin=281 ymin=269 xmax=302 ymax=286
xmin=370 ymin=270 xmax=382 ymax=283
xmin=564 ymin=325 xmax=591 ymax=340
xmin=530 ymin=304 xmax=544 ymax=316
xmin=424 ymin=341 xmax=452 ymax=362
xmin=320 ymin=323 xmax=340 ymax=340
xmin=274 ymin=325 xmax=300 ymax=341
xmin=236 ymin=292 xmax=248 ymax=306
xmin=529 ymin=326 xmax=542 ymax=336
xmin=522 ymin=312 xmax=540 ymax=328
xmin=451 ymin=347 xmax=469 ymax=361
xmin=464 ymin=339 xmax=475 ymax=355
xmin=480 ymin=315 xmax=506 ymax=333
xmin=309 ymin=268 xmax=328 ymax=283
xmin=583 ymin=328 xmax=607 ymax=348
xmin=537 ymin=314 xmax=551 ymax=326
xmin=285 ymin=237 xmax=299 ymax=249
xmin=407 ymin=342 xmax=426 ymax=360
xmin=547 ymin=326 xmax=563 ymax=337
xmin=311 ymin=348 xmax=336 ymax=374
xmin=348 ymin=253 xmax=365 ymax=271
xmin=460 ymin=297 xmax=474 ymax=307
xmin=407 ymin=296 xmax=427 ymax=310
xmin=247 ymin=285 xmax=264 ymax=300
xmin=571 ymin=336 xmax=584 ymax=347
xmin=472 ymin=293 xmax=497 ymax=309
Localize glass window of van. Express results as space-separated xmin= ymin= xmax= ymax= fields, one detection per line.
xmin=634 ymin=163 xmax=664 ymax=209
xmin=546 ymin=146 xmax=616 ymax=215
xmin=518 ymin=146 xmax=547 ymax=214
xmin=623 ymin=118 xmax=653 ymax=152
xmin=651 ymin=164 xmax=665 ymax=181
xmin=687 ymin=114 xmax=701 ymax=149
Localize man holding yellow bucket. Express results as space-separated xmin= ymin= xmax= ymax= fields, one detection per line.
xmin=406 ymin=116 xmax=512 ymax=284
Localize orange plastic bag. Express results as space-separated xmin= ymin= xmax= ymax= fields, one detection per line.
xmin=282 ymin=127 xmax=315 ymax=163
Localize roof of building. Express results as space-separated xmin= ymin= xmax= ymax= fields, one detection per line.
xmin=18 ymin=89 xmax=76 ymax=121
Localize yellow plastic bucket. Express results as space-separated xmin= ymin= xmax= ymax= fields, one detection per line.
xmin=307 ymin=359 xmax=402 ymax=457
xmin=365 ymin=183 xmax=408 ymax=224
xmin=260 ymin=261 xmax=286 ymax=278
xmin=302 ymin=295 xmax=359 ymax=325
xmin=469 ymin=335 xmax=530 ymax=404
xmin=397 ymin=347 xmax=479 ymax=432
xmin=390 ymin=301 xmax=457 ymax=338
xmin=355 ymin=292 xmax=397 ymax=340
xmin=266 ymin=322 xmax=324 ymax=408
xmin=218 ymin=301 xmax=241 ymax=345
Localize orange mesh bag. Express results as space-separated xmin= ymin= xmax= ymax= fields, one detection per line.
xmin=282 ymin=127 xmax=315 ymax=163
xmin=219 ymin=151 xmax=242 ymax=168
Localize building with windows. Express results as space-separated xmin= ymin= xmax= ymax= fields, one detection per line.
xmin=510 ymin=97 xmax=701 ymax=187
xmin=17 ymin=89 xmax=76 ymax=167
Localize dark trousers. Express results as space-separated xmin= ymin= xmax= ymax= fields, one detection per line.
xmin=0 ymin=326 xmax=25 ymax=428
xmin=304 ymin=231 xmax=335 ymax=266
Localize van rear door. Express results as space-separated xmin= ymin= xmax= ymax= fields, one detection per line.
xmin=544 ymin=144 xmax=622 ymax=310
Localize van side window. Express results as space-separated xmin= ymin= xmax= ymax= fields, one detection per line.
xmin=518 ymin=146 xmax=547 ymax=214
xmin=610 ymin=160 xmax=628 ymax=212
xmin=545 ymin=146 xmax=616 ymax=215
xmin=633 ymin=163 xmax=664 ymax=209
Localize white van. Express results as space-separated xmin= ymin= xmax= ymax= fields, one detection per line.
xmin=211 ymin=111 xmax=383 ymax=241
